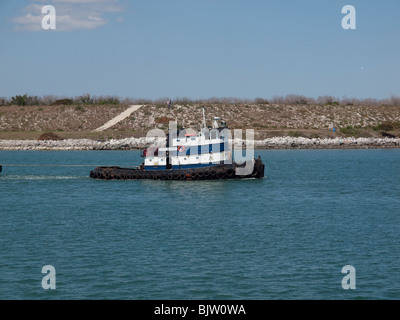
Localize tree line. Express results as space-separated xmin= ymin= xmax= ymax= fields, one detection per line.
xmin=0 ymin=94 xmax=122 ymax=106
xmin=1 ymin=93 xmax=399 ymax=107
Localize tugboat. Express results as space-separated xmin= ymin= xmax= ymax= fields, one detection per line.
xmin=90 ymin=107 xmax=264 ymax=180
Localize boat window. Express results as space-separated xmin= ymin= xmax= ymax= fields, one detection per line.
xmin=210 ymin=130 xmax=219 ymax=139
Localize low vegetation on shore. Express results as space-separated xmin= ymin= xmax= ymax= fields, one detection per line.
xmin=1 ymin=94 xmax=400 ymax=141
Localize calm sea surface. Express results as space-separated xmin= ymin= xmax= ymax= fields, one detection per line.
xmin=0 ymin=149 xmax=399 ymax=300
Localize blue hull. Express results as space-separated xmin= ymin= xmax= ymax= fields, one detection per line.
xmin=144 ymin=163 xmax=220 ymax=171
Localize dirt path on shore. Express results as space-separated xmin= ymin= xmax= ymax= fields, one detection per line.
xmin=92 ymin=105 xmax=143 ymax=132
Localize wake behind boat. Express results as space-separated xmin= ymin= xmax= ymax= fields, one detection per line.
xmin=90 ymin=107 xmax=264 ymax=180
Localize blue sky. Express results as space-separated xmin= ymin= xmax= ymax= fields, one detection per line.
xmin=0 ymin=0 xmax=399 ymax=100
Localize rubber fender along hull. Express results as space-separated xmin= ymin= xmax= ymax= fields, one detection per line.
xmin=90 ymin=158 xmax=265 ymax=181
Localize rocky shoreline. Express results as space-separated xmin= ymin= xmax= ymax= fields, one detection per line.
xmin=0 ymin=136 xmax=399 ymax=150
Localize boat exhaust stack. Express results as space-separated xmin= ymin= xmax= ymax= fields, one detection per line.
xmin=213 ymin=117 xmax=220 ymax=129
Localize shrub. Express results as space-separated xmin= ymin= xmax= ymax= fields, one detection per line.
xmin=0 ymin=97 xmax=9 ymax=105
xmin=11 ymin=94 xmax=27 ymax=106
xmin=339 ymin=126 xmax=362 ymax=136
xmin=37 ymin=132 xmax=63 ymax=141
xmin=74 ymin=94 xmax=93 ymax=105
xmin=54 ymin=98 xmax=73 ymax=105
xmin=288 ymin=131 xmax=302 ymax=137
xmin=10 ymin=94 xmax=40 ymax=106
xmin=97 ymin=96 xmax=120 ymax=105
xmin=155 ymin=116 xmax=174 ymax=124
xmin=373 ymin=121 xmax=400 ymax=131
xmin=254 ymin=98 xmax=269 ymax=104
xmin=75 ymin=105 xmax=86 ymax=112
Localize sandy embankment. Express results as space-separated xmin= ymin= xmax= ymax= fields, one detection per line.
xmin=0 ymin=136 xmax=399 ymax=151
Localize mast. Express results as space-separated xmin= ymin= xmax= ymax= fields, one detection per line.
xmin=166 ymin=126 xmax=172 ymax=169
xmin=202 ymin=106 xmax=206 ymax=129
xmin=166 ymin=130 xmax=170 ymax=169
